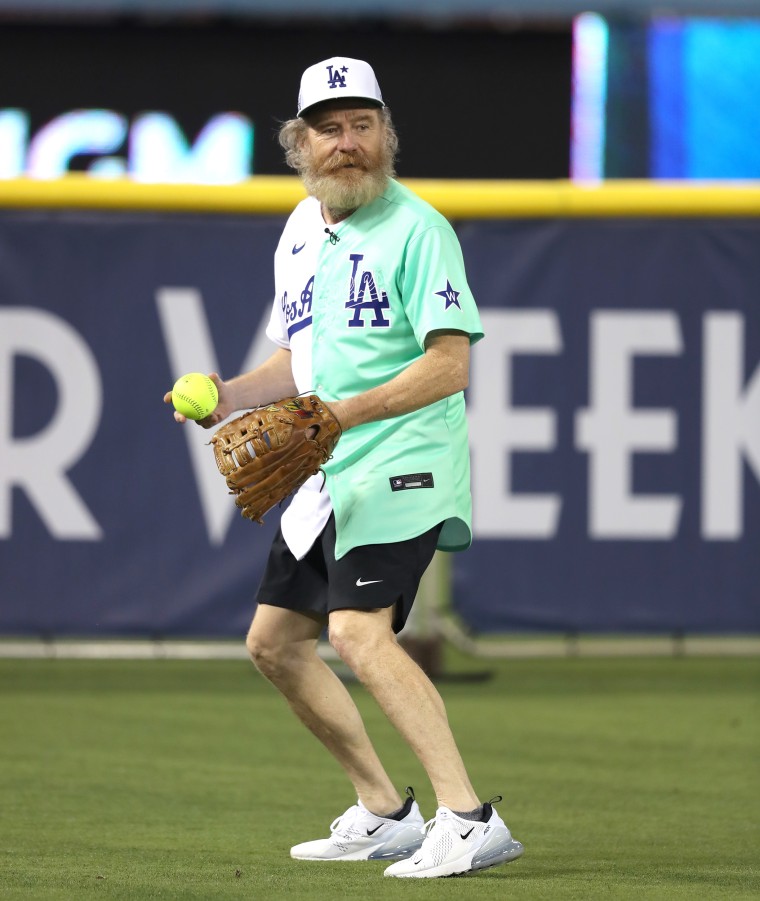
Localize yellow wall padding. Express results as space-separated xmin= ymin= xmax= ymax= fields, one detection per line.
xmin=1 ymin=174 xmax=760 ymax=218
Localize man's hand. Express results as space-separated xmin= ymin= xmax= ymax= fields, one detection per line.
xmin=163 ymin=372 xmax=233 ymax=428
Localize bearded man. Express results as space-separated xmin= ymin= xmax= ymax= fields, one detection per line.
xmin=167 ymin=57 xmax=523 ymax=879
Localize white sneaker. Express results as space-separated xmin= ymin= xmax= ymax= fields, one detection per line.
xmin=290 ymin=794 xmax=425 ymax=862
xmin=383 ymin=799 xmax=524 ymax=878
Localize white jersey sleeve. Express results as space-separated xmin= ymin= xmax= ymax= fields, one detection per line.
xmin=265 ymin=196 xmax=335 ymax=557
xmin=265 ymin=197 xmax=323 ymax=393
xmin=265 ymin=288 xmax=289 ymax=349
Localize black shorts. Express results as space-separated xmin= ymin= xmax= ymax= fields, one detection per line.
xmin=255 ymin=515 xmax=442 ymax=634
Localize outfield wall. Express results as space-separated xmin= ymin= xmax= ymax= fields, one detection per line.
xmin=0 ymin=177 xmax=758 ymax=636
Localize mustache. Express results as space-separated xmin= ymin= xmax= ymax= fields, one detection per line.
xmin=318 ymin=150 xmax=372 ymax=174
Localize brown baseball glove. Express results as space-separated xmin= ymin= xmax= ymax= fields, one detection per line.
xmin=211 ymin=395 xmax=342 ymax=524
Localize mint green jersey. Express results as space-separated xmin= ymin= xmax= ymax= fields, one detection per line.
xmin=267 ymin=178 xmax=483 ymax=559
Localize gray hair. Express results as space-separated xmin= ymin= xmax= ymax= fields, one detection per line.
xmin=278 ymin=108 xmax=399 ymax=174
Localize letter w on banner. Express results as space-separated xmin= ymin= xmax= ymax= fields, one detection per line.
xmin=156 ymin=287 xmax=273 ymax=546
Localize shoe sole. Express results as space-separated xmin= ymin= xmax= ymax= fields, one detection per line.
xmin=291 ymin=830 xmax=425 ymax=862
xmin=472 ymin=838 xmax=524 ymax=872
xmin=291 ymin=843 xmax=421 ymax=862
xmin=385 ymin=838 xmax=524 ymax=878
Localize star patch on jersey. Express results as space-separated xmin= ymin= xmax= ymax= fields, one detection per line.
xmin=435 ymin=280 xmax=462 ymax=310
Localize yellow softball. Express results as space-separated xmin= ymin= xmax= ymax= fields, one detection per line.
xmin=171 ymin=373 xmax=218 ymax=420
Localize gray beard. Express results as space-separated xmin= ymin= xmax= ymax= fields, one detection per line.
xmin=300 ymin=161 xmax=390 ymax=217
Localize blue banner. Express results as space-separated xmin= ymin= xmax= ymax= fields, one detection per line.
xmin=0 ymin=211 xmax=758 ymax=635
xmin=0 ymin=210 xmax=285 ymax=636
xmin=456 ymin=218 xmax=760 ymax=632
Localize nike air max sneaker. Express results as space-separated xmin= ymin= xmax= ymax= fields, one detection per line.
xmin=290 ymin=795 xmax=425 ymax=862
xmin=383 ymin=800 xmax=524 ymax=878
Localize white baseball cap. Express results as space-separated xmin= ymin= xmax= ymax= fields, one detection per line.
xmin=297 ymin=57 xmax=384 ymax=118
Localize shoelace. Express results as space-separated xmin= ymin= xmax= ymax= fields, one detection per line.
xmin=419 ymin=810 xmax=480 ymax=842
xmin=419 ymin=815 xmax=444 ymax=840
xmin=329 ymin=806 xmax=363 ymax=839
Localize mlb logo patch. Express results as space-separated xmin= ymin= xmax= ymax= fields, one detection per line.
xmin=389 ymin=473 xmax=435 ymax=491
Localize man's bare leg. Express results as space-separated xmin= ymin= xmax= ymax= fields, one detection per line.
xmin=328 ymin=606 xmax=480 ymax=812
xmin=246 ymin=603 xmax=403 ymax=814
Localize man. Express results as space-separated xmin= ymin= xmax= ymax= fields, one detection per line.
xmin=167 ymin=57 xmax=523 ymax=878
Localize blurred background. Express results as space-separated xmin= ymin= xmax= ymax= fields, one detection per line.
xmin=0 ymin=0 xmax=758 ymax=650
xmin=3 ymin=0 xmax=760 ymax=183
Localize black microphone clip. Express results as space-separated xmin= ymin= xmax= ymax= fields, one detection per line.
xmin=324 ymin=227 xmax=340 ymax=245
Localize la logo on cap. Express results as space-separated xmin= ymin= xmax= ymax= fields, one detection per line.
xmin=326 ymin=63 xmax=349 ymax=89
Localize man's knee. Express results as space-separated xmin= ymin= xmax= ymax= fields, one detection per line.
xmin=245 ymin=625 xmax=299 ymax=682
xmin=245 ymin=626 xmax=275 ymax=675
xmin=245 ymin=606 xmax=323 ymax=680
xmin=328 ymin=608 xmax=396 ymax=670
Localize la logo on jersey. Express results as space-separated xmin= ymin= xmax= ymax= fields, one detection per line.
xmin=326 ymin=64 xmax=349 ymax=89
xmin=345 ymin=253 xmax=391 ymax=328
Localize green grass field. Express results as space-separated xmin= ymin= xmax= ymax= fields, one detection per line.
xmin=1 ymin=653 xmax=758 ymax=900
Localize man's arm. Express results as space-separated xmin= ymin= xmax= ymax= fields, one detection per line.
xmin=329 ymin=330 xmax=470 ymax=431
xmin=165 ymin=347 xmax=297 ymax=426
